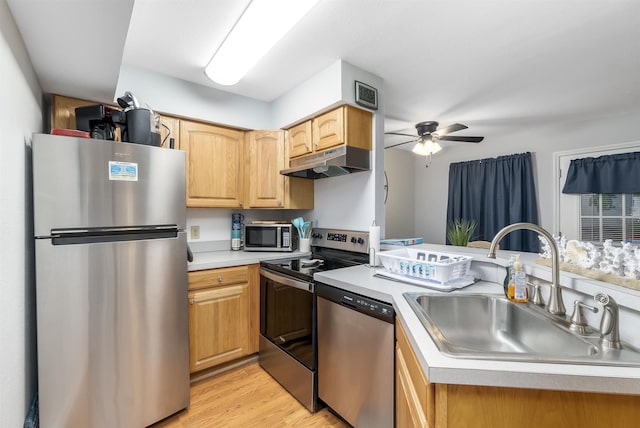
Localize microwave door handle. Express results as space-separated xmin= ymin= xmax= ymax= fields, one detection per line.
xmin=277 ymin=227 xmax=282 ymax=248
xmin=260 ymin=268 xmax=313 ymax=293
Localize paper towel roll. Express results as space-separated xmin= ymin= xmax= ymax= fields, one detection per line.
xmin=369 ymin=224 xmax=380 ymax=266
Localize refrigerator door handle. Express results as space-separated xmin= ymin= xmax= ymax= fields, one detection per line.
xmin=51 ymin=227 xmax=179 ymax=245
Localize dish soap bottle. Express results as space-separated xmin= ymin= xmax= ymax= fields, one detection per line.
xmin=508 ymin=254 xmax=528 ymax=303
xmin=503 ymin=255 xmax=516 ymax=298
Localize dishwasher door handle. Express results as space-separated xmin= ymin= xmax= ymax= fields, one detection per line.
xmin=340 ymin=301 xmax=357 ymax=310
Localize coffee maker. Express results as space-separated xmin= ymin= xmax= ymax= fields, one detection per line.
xmin=75 ymin=91 xmax=161 ymax=146
xmin=74 ymin=104 xmax=124 ymax=141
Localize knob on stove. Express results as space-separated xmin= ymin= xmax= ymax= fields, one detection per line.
xmin=350 ymin=237 xmax=357 ymax=243
xmin=357 ymin=237 xmax=364 ymax=245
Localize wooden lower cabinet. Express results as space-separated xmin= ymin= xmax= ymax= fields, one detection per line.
xmin=397 ymin=319 xmax=640 ymax=428
xmin=396 ymin=319 xmax=435 ymax=428
xmin=188 ymin=265 xmax=259 ymax=373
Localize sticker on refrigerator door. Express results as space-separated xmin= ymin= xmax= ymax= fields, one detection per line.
xmin=108 ymin=161 xmax=138 ymax=181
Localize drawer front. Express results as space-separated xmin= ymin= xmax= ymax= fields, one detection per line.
xmin=188 ymin=265 xmax=249 ymax=290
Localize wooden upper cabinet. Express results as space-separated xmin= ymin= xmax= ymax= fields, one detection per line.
xmin=159 ymin=114 xmax=180 ymax=149
xmin=288 ymin=105 xmax=373 ymax=160
xmin=245 ymin=130 xmax=314 ymax=209
xmin=245 ymin=130 xmax=286 ymax=208
xmin=180 ymin=120 xmax=245 ymax=208
xmin=50 ymin=95 xmax=102 ymax=131
xmin=313 ymin=105 xmax=372 ymax=152
xmin=313 ymin=107 xmax=345 ymax=151
xmin=288 ymin=120 xmax=313 ymax=158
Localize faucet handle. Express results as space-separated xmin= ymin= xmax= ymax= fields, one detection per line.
xmin=594 ymin=292 xmax=610 ymax=306
xmin=569 ymin=300 xmax=598 ymax=335
xmin=530 ymin=283 xmax=545 ymax=306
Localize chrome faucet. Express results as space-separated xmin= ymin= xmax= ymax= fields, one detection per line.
xmin=487 ymin=222 xmax=566 ymax=316
xmin=594 ymin=293 xmax=621 ymax=349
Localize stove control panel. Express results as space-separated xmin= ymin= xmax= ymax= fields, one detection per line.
xmin=327 ymin=233 xmax=347 ymax=242
xmin=311 ymin=228 xmax=369 ymax=254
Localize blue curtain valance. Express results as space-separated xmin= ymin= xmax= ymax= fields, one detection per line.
xmin=562 ymin=152 xmax=640 ymax=194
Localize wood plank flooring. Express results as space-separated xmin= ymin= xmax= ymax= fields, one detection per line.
xmin=152 ymin=362 xmax=349 ymax=428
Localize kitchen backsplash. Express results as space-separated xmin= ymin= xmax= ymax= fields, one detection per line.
xmin=186 ymin=208 xmax=314 ymax=242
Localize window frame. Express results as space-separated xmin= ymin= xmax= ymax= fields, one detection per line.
xmin=554 ymin=141 xmax=640 ymax=241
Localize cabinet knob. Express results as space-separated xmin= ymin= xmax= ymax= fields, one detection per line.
xmin=278 ymin=200 xmax=282 ymax=207
xmin=189 ymin=299 xmax=195 ymax=305
xmin=218 ymin=276 xmax=223 ymax=282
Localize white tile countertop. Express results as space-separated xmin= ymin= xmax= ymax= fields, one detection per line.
xmin=314 ymin=244 xmax=640 ymax=396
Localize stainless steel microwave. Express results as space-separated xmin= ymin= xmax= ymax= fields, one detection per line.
xmin=244 ymin=224 xmax=294 ymax=252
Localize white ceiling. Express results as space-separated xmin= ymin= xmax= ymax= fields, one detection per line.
xmin=7 ymin=0 xmax=640 ymax=147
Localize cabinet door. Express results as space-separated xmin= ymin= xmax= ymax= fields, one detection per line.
xmin=312 ymin=107 xmax=345 ymax=151
xmin=245 ymin=130 xmax=286 ymax=208
xmin=180 ymin=120 xmax=245 ymax=208
xmin=288 ymin=120 xmax=313 ymax=158
xmin=188 ymin=283 xmax=250 ymax=372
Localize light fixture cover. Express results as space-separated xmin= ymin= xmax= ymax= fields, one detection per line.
xmin=412 ymin=140 xmax=442 ymax=156
xmin=205 ymin=0 xmax=320 ymax=85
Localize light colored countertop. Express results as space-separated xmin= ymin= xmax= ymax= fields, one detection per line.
xmin=187 ymin=242 xmax=640 ymax=395
xmin=315 ymin=244 xmax=640 ymax=396
xmin=188 ymin=249 xmax=311 ymax=271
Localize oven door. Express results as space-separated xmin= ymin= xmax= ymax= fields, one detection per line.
xmin=260 ymin=267 xmax=315 ymax=370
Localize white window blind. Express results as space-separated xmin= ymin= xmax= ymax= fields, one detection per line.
xmin=579 ymin=193 xmax=640 ymax=243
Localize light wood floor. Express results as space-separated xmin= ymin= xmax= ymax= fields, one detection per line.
xmin=152 ymin=362 xmax=349 ymax=428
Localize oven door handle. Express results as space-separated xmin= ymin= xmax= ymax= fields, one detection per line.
xmin=260 ymin=268 xmax=314 ymax=293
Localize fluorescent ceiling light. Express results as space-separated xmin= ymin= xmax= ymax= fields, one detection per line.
xmin=205 ymin=0 xmax=320 ymax=86
xmin=412 ymin=139 xmax=442 ymax=156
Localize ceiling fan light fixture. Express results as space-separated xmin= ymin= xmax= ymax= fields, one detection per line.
xmin=412 ymin=139 xmax=442 ymax=156
xmin=204 ymin=0 xmax=320 ymax=86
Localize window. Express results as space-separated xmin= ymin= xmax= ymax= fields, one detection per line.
xmin=555 ymin=142 xmax=640 ymax=244
xmin=578 ymin=193 xmax=640 ymax=243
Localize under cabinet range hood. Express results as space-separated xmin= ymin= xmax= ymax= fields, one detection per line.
xmin=280 ymin=146 xmax=370 ymax=179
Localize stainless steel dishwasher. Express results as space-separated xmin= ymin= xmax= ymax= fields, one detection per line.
xmin=316 ymin=282 xmax=395 ymax=428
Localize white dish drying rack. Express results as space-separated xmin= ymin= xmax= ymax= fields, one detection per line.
xmin=377 ymin=248 xmax=474 ymax=290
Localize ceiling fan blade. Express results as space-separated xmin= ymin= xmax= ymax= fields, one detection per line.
xmin=437 ymin=135 xmax=484 ymax=143
xmin=433 ymin=123 xmax=468 ymax=137
xmin=385 ymin=137 xmax=421 ymax=149
xmin=384 ymin=131 xmax=418 ymax=137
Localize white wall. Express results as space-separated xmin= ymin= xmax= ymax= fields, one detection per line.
xmin=0 ymin=1 xmax=42 ymax=425
xmin=413 ymin=109 xmax=640 ymax=244
xmin=115 ymin=65 xmax=272 ymax=130
xmin=274 ymin=60 xmax=385 ymax=232
xmin=122 ymin=60 xmax=386 ymax=239
xmin=384 ymin=148 xmax=415 ymax=238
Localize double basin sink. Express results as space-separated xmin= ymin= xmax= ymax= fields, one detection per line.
xmin=405 ymin=293 xmax=640 ymax=366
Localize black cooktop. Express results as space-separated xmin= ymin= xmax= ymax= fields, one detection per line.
xmin=260 ymin=229 xmax=370 ymax=282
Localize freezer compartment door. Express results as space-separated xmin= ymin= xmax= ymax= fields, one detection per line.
xmin=32 ymin=133 xmax=186 ymax=236
xmin=35 ymin=232 xmax=189 ymax=428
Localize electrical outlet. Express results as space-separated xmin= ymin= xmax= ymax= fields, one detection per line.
xmin=190 ymin=225 xmax=200 ymax=240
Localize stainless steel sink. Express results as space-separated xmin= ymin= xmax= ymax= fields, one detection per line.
xmin=404 ymin=293 xmax=640 ymax=366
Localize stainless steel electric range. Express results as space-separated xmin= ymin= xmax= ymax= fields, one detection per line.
xmin=258 ymin=228 xmax=370 ymax=412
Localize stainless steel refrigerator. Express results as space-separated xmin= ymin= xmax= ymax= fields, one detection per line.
xmin=32 ymin=133 xmax=189 ymax=427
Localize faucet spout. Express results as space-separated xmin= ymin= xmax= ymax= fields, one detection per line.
xmin=487 ymin=222 xmax=566 ymax=316
xmin=595 ymin=293 xmax=621 ymax=349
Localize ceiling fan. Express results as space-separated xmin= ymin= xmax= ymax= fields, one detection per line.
xmin=384 ymin=121 xmax=484 ymax=162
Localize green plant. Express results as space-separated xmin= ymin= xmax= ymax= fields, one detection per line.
xmin=446 ymin=219 xmax=478 ymax=246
